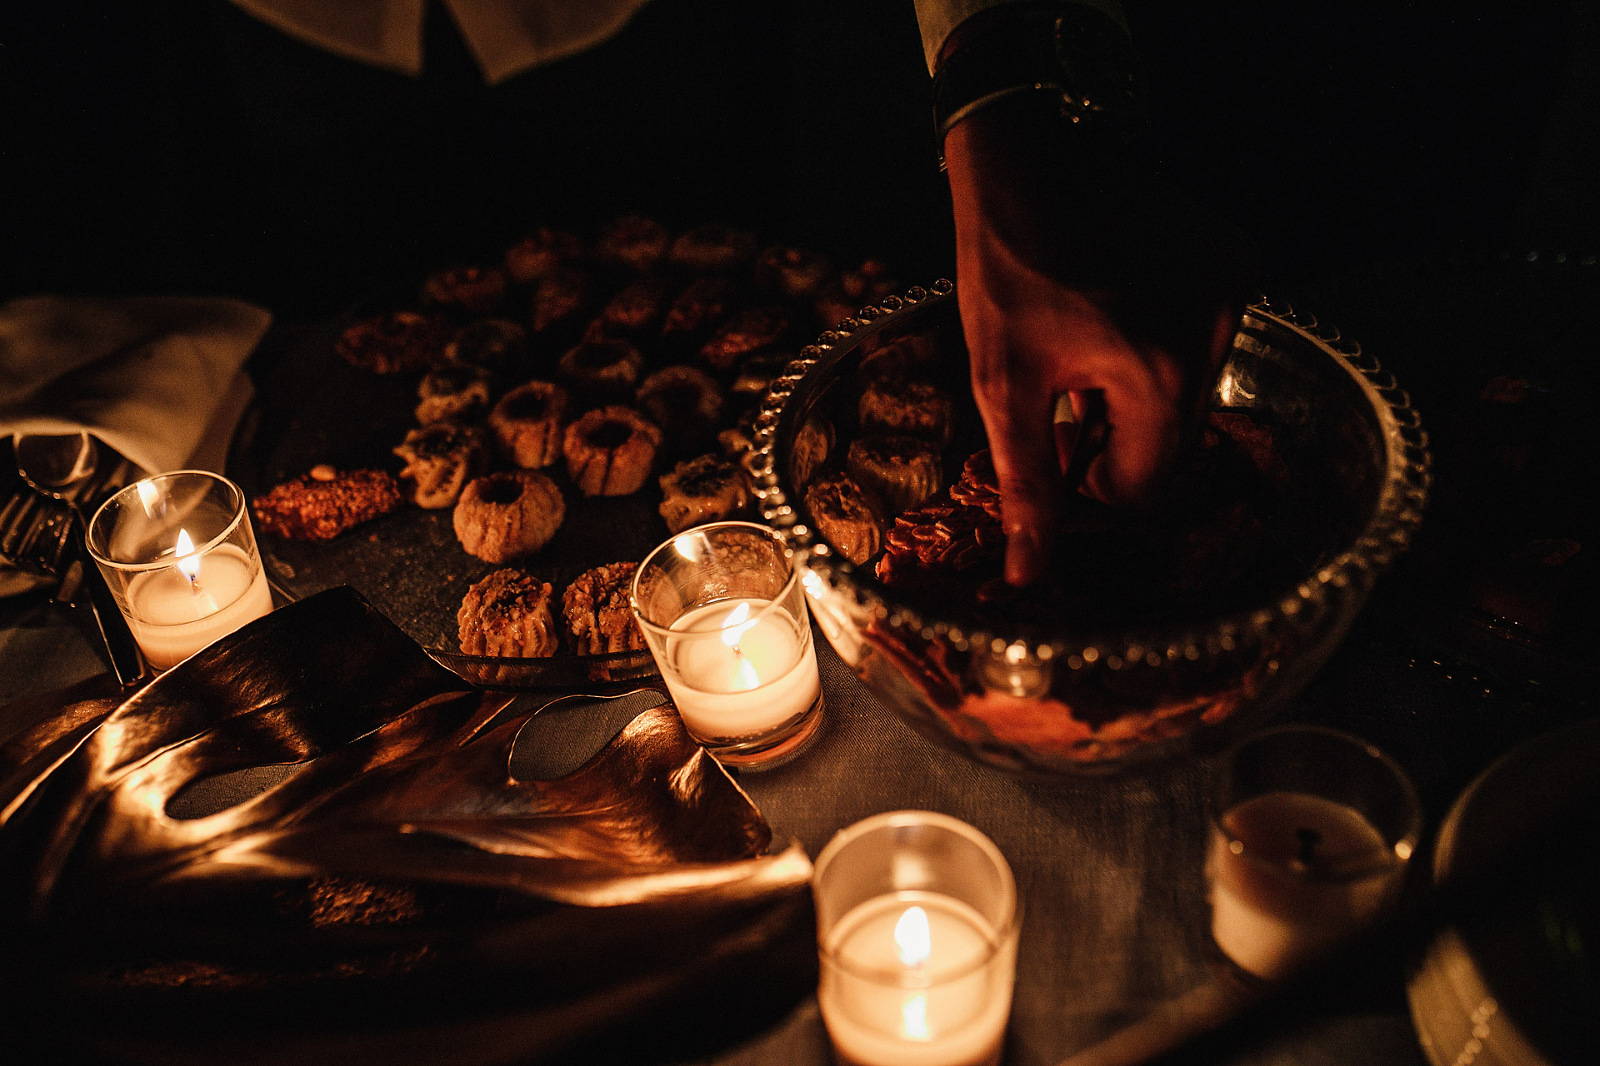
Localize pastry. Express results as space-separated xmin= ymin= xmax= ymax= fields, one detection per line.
xmin=444 ymin=318 xmax=528 ymax=372
xmin=531 ymin=264 xmax=590 ymax=334
xmin=595 ymin=214 xmax=670 ymax=274
xmin=336 ymin=312 xmax=453 ymax=374
xmin=657 ymin=452 xmax=751 ymax=533
xmin=635 ymin=364 xmax=725 ymax=452
xmin=859 ymin=378 xmax=953 ymax=444
xmin=488 ymin=380 xmax=570 ymax=469
xmin=414 ymin=363 xmax=493 ymax=425
xmin=452 ymin=470 xmax=565 ymax=563
xmin=562 ymin=561 xmax=646 ymax=654
xmin=699 ymin=306 xmax=789 ymax=371
xmin=252 ymin=465 xmax=402 ymax=541
xmin=588 ymin=275 xmax=669 ymax=338
xmin=730 ymin=351 xmax=791 ymax=399
xmin=857 ymin=332 xmax=938 ymax=386
xmin=563 ymin=405 xmax=663 ymax=497
xmin=393 ymin=423 xmax=491 ymax=509
xmin=948 ymin=448 xmax=1003 ymax=521
xmin=668 ymin=223 xmax=757 ymax=273
xmin=661 ymin=275 xmax=735 ymax=339
xmin=790 ymin=413 xmax=834 ymax=488
xmin=556 ymin=338 xmax=644 ymax=403
xmin=804 ymin=472 xmax=887 ymax=567
xmin=816 ymin=259 xmax=897 ymax=326
xmin=420 ymin=265 xmax=506 ymax=316
xmin=754 ymin=245 xmax=831 ymax=300
xmin=876 ymin=499 xmax=1004 ymax=588
xmin=846 ymin=435 xmax=943 ymax=515
xmin=503 ymin=227 xmax=582 ymax=285
xmin=457 ymin=568 xmax=558 ymax=657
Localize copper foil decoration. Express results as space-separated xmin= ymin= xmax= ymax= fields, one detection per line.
xmin=0 ymin=587 xmax=815 ymax=1063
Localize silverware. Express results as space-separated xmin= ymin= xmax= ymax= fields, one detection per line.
xmin=13 ymin=432 xmax=146 ymax=686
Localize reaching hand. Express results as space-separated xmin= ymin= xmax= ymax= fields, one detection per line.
xmin=942 ymin=95 xmax=1252 ymax=586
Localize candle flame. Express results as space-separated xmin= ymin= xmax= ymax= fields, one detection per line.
xmin=901 ymin=993 xmax=930 ymax=1041
xmin=719 ymin=601 xmax=754 ymax=648
xmin=895 ymin=905 xmax=931 ymax=968
xmin=174 ymin=527 xmax=202 ymax=584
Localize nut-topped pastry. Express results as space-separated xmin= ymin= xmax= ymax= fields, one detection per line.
xmin=804 ymin=472 xmax=887 ymax=567
xmin=557 ymin=338 xmax=644 ymax=403
xmin=488 ymin=380 xmax=570 ymax=469
xmin=790 ymin=413 xmax=835 ymax=489
xmin=595 ymin=214 xmax=671 ymax=275
xmin=589 ymin=275 xmax=670 ymax=338
xmin=669 ymin=223 xmax=757 ymax=273
xmin=503 ymin=227 xmax=582 ymax=285
xmin=393 ymin=422 xmax=491 ymax=509
xmin=816 ymin=259 xmax=897 ymax=327
xmin=252 ymin=465 xmax=402 ymax=541
xmin=858 ymin=378 xmax=953 ymax=444
xmin=635 ymin=364 xmax=725 ymax=452
xmin=754 ymin=245 xmax=831 ymax=300
xmin=531 ymin=264 xmax=590 ymax=334
xmin=661 ymin=275 xmax=735 ymax=340
xmin=336 ymin=311 xmax=453 ymax=374
xmin=444 ymin=318 xmax=528 ymax=372
xmin=415 ymin=363 xmax=494 ymax=425
xmin=452 ymin=470 xmax=565 ymax=563
xmin=458 ymin=568 xmax=559 ymax=657
xmin=699 ymin=307 xmax=790 ymax=372
xmin=846 ymin=434 xmax=943 ymax=515
xmin=657 ymin=452 xmax=751 ymax=533
xmin=562 ymin=561 xmax=646 ymax=654
xmin=563 ymin=405 xmax=663 ymax=497
xmin=420 ymin=265 xmax=506 ymax=316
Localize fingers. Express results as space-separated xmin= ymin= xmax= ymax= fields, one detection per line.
xmin=964 ymin=323 xmax=1061 ymax=587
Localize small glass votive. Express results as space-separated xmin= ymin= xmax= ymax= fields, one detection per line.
xmin=630 ymin=521 xmax=823 ymax=767
xmin=87 ymin=470 xmax=275 ymax=672
xmin=813 ymin=811 xmax=1020 ymax=1066
xmin=1206 ymin=725 xmax=1422 ymax=981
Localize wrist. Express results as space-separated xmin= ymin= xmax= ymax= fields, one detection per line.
xmin=932 ymin=1 xmax=1146 ymax=164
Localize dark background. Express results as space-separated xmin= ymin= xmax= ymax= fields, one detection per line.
xmin=3 ymin=1 xmax=1595 ymax=316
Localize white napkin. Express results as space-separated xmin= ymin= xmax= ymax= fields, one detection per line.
xmin=0 ymin=295 xmax=272 ymax=477
xmin=228 ymin=0 xmax=652 ymax=85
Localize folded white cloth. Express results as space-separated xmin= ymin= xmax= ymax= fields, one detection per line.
xmin=228 ymin=0 xmax=652 ymax=85
xmin=0 ymin=296 xmax=272 ymax=477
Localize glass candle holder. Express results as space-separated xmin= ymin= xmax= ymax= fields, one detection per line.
xmin=1206 ymin=725 xmax=1422 ymax=981
xmin=630 ymin=521 xmax=823 ymax=767
xmin=813 ymin=811 xmax=1020 ymax=1066
xmin=87 ymin=470 xmax=274 ymax=671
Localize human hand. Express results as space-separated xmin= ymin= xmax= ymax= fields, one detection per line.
xmin=943 ymin=95 xmax=1252 ymax=585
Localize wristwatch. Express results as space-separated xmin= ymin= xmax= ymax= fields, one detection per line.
xmin=932 ymin=3 xmax=1148 ymax=153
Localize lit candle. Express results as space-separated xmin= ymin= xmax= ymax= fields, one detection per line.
xmin=123 ymin=529 xmax=273 ymax=670
xmin=660 ymin=598 xmax=821 ymax=743
xmin=820 ymin=892 xmax=1015 ymax=1066
xmin=1208 ymin=790 xmax=1410 ymax=980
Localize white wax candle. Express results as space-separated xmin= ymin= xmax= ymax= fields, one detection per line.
xmin=1208 ymin=790 xmax=1406 ymax=979
xmin=662 ymin=598 xmax=821 ymax=742
xmin=820 ymin=891 xmax=1014 ymax=1066
xmin=125 ymin=543 xmax=274 ymax=670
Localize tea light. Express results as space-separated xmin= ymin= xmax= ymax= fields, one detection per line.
xmin=661 ymin=598 xmax=821 ymax=742
xmin=814 ymin=812 xmax=1019 ymax=1066
xmin=1206 ymin=727 xmax=1420 ymax=980
xmin=632 ymin=522 xmax=824 ymax=766
xmin=89 ymin=471 xmax=275 ymax=672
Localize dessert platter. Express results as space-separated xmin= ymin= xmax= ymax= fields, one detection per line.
xmin=230 ymin=218 xmax=900 ymax=688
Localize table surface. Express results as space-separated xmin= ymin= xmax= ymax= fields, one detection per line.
xmin=2 ymin=563 xmax=1589 ymax=1066
xmin=4 ymin=255 xmax=1596 ymax=1065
